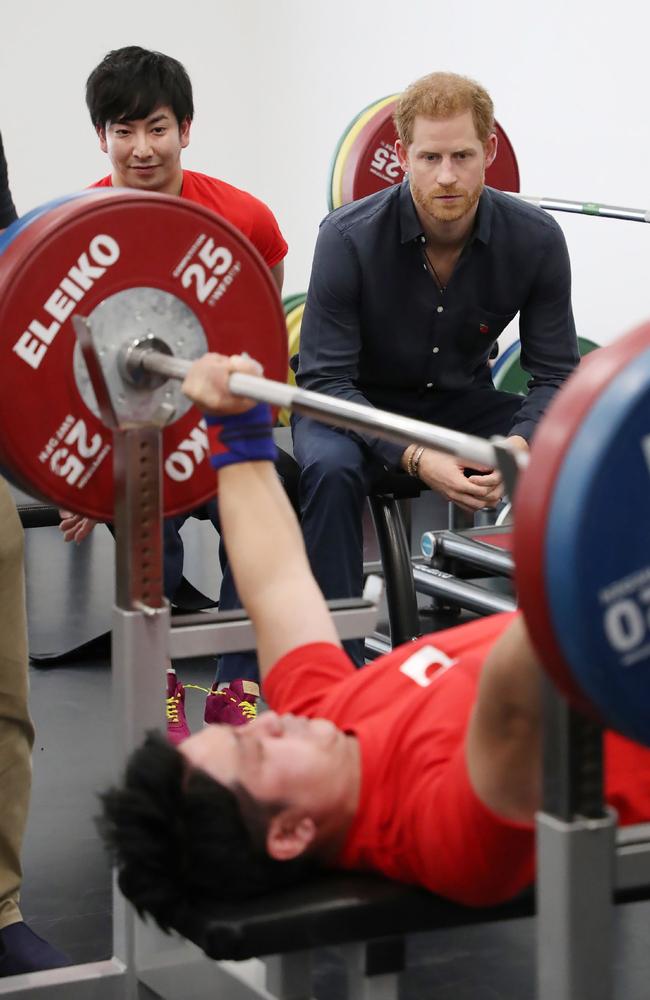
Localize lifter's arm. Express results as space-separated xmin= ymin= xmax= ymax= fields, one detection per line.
xmin=466 ymin=613 xmax=543 ymax=822
xmin=182 ymin=353 xmax=341 ymax=678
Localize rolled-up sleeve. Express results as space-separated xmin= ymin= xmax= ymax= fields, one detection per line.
xmin=297 ymin=219 xmax=404 ymax=467
xmin=510 ymin=220 xmax=579 ymax=440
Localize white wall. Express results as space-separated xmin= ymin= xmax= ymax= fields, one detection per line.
xmin=2 ymin=0 xmax=649 ymax=347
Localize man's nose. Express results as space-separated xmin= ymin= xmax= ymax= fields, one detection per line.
xmin=437 ymin=158 xmax=457 ymax=185
xmin=133 ymin=135 xmax=154 ymax=159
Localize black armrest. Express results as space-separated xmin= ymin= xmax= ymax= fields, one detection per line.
xmin=17 ymin=502 xmax=61 ymax=529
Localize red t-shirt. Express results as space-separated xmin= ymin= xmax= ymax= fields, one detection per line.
xmin=91 ymin=170 xmax=287 ymax=269
xmin=264 ymin=612 xmax=650 ymax=907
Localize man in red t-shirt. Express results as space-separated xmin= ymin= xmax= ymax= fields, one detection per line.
xmin=58 ymin=46 xmax=289 ymax=735
xmin=100 ymin=353 xmax=650 ymax=927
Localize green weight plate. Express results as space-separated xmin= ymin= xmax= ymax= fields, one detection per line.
xmin=495 ymin=337 xmax=600 ymax=395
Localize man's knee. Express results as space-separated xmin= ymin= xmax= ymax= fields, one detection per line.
xmin=293 ymin=420 xmax=369 ymax=502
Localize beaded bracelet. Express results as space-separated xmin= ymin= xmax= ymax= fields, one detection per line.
xmin=408 ymin=445 xmax=425 ymax=478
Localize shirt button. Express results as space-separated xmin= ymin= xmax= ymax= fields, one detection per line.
xmin=432 ymin=347 xmax=440 ymax=354
xmin=437 ymin=305 xmax=444 ymax=313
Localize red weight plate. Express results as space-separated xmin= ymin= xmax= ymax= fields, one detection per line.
xmin=488 ymin=123 xmax=520 ymax=193
xmin=0 ymin=189 xmax=287 ymax=521
xmin=0 ymin=192 xmax=92 ymax=493
xmin=340 ymin=101 xmax=402 ymax=205
xmin=341 ymin=99 xmax=520 ymax=205
xmin=514 ymin=325 xmax=650 ymax=717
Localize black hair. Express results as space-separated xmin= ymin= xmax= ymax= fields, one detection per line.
xmin=86 ymin=46 xmax=194 ymax=130
xmin=97 ymin=732 xmax=318 ymax=932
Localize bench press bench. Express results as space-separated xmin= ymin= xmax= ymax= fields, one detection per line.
xmin=166 ymin=873 xmax=535 ymax=1000
xmin=123 ymin=814 xmax=650 ymax=1000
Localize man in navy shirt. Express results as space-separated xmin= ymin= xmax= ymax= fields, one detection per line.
xmin=293 ymin=72 xmax=579 ymax=663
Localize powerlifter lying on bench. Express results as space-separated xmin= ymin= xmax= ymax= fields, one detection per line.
xmin=100 ymin=352 xmax=650 ymax=930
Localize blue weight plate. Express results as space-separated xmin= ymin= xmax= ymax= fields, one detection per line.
xmin=514 ymin=322 xmax=650 ymax=721
xmin=545 ymin=347 xmax=650 ymax=745
xmin=0 ymin=191 xmax=94 ymax=256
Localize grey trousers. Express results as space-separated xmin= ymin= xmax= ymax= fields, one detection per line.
xmin=0 ymin=477 xmax=34 ymax=929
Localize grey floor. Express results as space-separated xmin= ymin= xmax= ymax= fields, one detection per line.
xmin=13 ymin=495 xmax=650 ymax=999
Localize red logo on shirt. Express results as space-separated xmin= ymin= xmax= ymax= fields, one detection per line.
xmin=479 ymin=323 xmax=490 ymax=334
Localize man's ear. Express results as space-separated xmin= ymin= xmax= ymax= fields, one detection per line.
xmin=96 ymin=126 xmax=108 ymax=154
xmin=266 ymin=812 xmax=316 ymax=861
xmin=179 ymin=117 xmax=192 ymax=150
xmin=484 ymin=132 xmax=498 ymax=171
xmin=394 ymin=138 xmax=408 ymax=174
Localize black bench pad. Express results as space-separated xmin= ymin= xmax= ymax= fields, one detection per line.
xmin=173 ymin=872 xmax=534 ymax=962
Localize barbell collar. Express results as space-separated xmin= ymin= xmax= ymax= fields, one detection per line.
xmin=126 ymin=344 xmax=528 ymax=473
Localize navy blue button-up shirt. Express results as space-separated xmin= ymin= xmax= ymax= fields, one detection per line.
xmin=296 ymin=181 xmax=578 ymax=468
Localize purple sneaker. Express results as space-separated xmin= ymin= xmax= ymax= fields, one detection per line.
xmin=166 ymin=670 xmax=191 ymax=745
xmin=204 ymin=679 xmax=260 ymax=727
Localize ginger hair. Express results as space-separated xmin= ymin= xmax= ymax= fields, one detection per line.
xmin=394 ymin=72 xmax=495 ymax=146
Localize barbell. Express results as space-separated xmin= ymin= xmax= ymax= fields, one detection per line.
xmin=1 ymin=190 xmax=650 ymax=749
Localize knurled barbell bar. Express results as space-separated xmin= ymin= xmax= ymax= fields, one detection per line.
xmin=1 ymin=191 xmax=650 ymax=748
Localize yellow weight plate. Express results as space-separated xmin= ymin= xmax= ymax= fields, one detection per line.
xmin=278 ymin=302 xmax=306 ymax=426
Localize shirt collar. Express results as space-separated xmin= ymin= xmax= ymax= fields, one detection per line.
xmin=399 ymin=180 xmax=494 ymax=246
xmin=473 ymin=187 xmax=493 ymax=245
xmin=399 ymin=180 xmax=424 ymax=244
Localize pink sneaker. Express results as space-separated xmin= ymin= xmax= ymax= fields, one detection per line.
xmin=204 ymin=679 xmax=260 ymax=727
xmin=166 ymin=670 xmax=191 ymax=745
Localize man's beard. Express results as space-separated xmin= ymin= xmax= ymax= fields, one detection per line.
xmin=411 ymin=178 xmax=483 ymax=224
